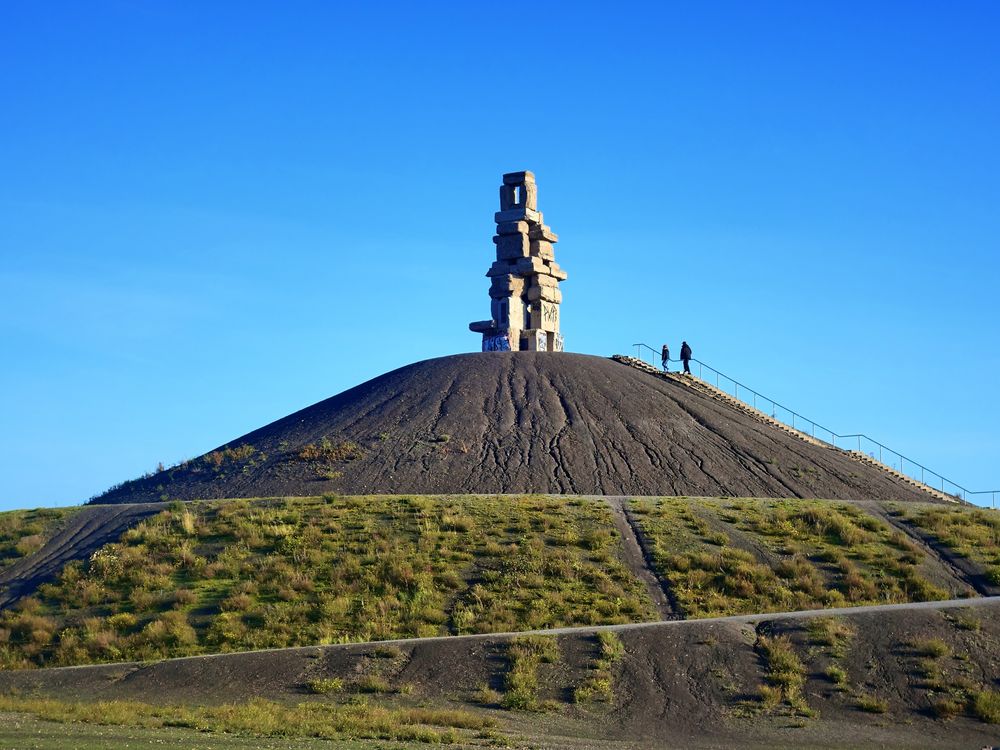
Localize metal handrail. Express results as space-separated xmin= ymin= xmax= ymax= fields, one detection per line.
xmin=628 ymin=342 xmax=998 ymax=508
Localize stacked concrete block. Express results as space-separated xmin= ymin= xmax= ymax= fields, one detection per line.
xmin=469 ymin=171 xmax=567 ymax=352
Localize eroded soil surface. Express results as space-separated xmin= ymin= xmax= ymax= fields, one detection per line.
xmin=93 ymin=353 xmax=942 ymax=503
xmin=2 ymin=598 xmax=999 ymax=749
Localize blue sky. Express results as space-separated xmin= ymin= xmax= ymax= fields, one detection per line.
xmin=1 ymin=2 xmax=997 ymax=511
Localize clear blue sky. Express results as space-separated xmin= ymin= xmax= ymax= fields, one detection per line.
xmin=1 ymin=2 xmax=997 ymax=511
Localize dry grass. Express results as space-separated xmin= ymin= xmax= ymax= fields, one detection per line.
xmin=757 ymin=634 xmax=811 ymax=715
xmin=574 ymin=630 xmax=625 ymax=703
xmin=0 ymin=694 xmax=495 ymax=744
xmin=901 ymin=506 xmax=1000 ymax=584
xmin=0 ymin=495 xmax=654 ymax=668
xmin=971 ymin=690 xmax=1000 ymax=724
xmin=501 ymin=635 xmax=560 ymax=711
xmin=855 ymin=693 xmax=889 ymax=714
xmin=0 ymin=507 xmax=75 ymax=574
xmin=630 ymin=497 xmax=947 ymax=617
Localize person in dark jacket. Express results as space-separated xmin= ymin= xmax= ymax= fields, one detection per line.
xmin=680 ymin=341 xmax=692 ymax=374
xmin=661 ymin=344 xmax=670 ymax=372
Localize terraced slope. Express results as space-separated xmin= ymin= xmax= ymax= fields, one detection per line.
xmin=0 ymin=504 xmax=163 ymax=610
xmin=2 ymin=598 xmax=1000 ymax=749
xmin=0 ymin=496 xmax=654 ymax=668
xmin=0 ymin=508 xmax=76 ymax=576
xmin=93 ymin=353 xmax=939 ymax=503
xmin=2 ymin=495 xmax=996 ymax=671
xmin=628 ymin=497 xmax=977 ymax=617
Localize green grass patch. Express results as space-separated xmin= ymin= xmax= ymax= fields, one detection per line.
xmin=806 ymin=617 xmax=855 ymax=659
xmin=910 ymin=637 xmax=950 ymax=659
xmin=824 ymin=664 xmax=847 ymax=688
xmin=306 ymin=678 xmax=344 ymax=694
xmin=970 ymin=689 xmax=1000 ymax=724
xmin=0 ymin=695 xmax=495 ymax=744
xmin=573 ymin=630 xmax=625 ymax=703
xmin=757 ymin=634 xmax=811 ymax=715
xmin=630 ymin=497 xmax=948 ymax=618
xmin=854 ymin=693 xmax=889 ymax=714
xmin=0 ymin=495 xmax=655 ymax=668
xmin=0 ymin=507 xmax=76 ymax=574
xmin=902 ymin=505 xmax=1000 ymax=583
xmin=501 ymin=635 xmax=560 ymax=711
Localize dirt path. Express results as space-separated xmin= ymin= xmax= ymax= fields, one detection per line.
xmin=603 ymin=496 xmax=679 ymax=620
xmin=857 ymin=501 xmax=1000 ymax=597
xmin=0 ymin=503 xmax=166 ymax=609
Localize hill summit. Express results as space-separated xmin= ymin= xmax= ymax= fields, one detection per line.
xmin=95 ymin=352 xmax=934 ymax=504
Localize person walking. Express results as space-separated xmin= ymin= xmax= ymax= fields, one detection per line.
xmin=680 ymin=341 xmax=692 ymax=374
xmin=661 ymin=344 xmax=670 ymax=372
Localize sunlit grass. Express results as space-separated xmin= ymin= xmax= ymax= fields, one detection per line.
xmin=629 ymin=497 xmax=948 ymax=617
xmin=0 ymin=495 xmax=655 ymax=668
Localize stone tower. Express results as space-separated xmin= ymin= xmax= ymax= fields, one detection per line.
xmin=469 ymin=171 xmax=567 ymax=351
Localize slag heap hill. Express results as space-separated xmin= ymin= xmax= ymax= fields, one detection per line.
xmin=95 ymin=352 xmax=939 ymax=504
xmin=94 ymin=170 xmax=947 ymax=505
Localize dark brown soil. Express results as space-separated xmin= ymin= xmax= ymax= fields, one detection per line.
xmin=3 ymin=597 xmax=999 ymax=749
xmin=92 ymin=353 xmax=943 ymax=504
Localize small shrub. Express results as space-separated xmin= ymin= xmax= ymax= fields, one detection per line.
xmin=354 ymin=675 xmax=391 ymax=693
xmin=501 ymin=636 xmax=560 ymax=711
xmin=372 ymin=645 xmax=403 ymax=659
xmin=970 ymin=690 xmax=1000 ymax=724
xmin=953 ymin=614 xmax=982 ymax=632
xmin=824 ymin=664 xmax=847 ymax=687
xmin=855 ymin=694 xmax=888 ymax=714
xmin=931 ymin=698 xmax=963 ymax=720
xmin=307 ymin=678 xmax=343 ymax=694
xmin=911 ymin=637 xmax=950 ymax=659
xmin=474 ymin=685 xmax=503 ymax=705
xmin=298 ymin=439 xmax=363 ymax=462
xmin=758 ymin=684 xmax=783 ymax=710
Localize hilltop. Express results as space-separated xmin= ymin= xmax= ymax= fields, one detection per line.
xmin=93 ymin=353 xmax=940 ymax=504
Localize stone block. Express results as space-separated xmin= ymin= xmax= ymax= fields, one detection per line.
xmin=495 ymin=207 xmax=540 ymax=224
xmin=496 ymin=221 xmax=529 ymax=236
xmin=499 ymin=180 xmax=537 ymax=211
xmin=502 ymin=171 xmax=535 ymax=185
xmin=530 ymin=239 xmax=554 ymax=260
xmin=514 ymin=256 xmax=547 ymax=275
xmin=489 ymin=273 xmax=519 ymax=291
xmin=522 ymin=181 xmax=537 ymax=211
xmin=523 ymin=328 xmax=548 ymax=352
xmin=534 ymin=273 xmax=558 ymax=288
xmin=548 ymin=263 xmax=568 ymax=281
xmin=483 ymin=332 xmax=514 ymax=352
xmin=529 ymin=225 xmax=559 ymax=243
xmin=486 ymin=260 xmax=517 ymax=277
xmin=494 ymin=233 xmax=530 ymax=260
xmin=498 ymin=185 xmax=513 ymax=211
xmin=509 ymin=296 xmax=526 ymax=328
xmin=551 ymin=333 xmax=564 ymax=352
xmin=469 ymin=320 xmax=496 ymax=334
xmin=527 ymin=284 xmax=562 ymax=304
xmin=529 ymin=301 xmax=560 ymax=332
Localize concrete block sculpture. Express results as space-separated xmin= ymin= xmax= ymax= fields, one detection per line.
xmin=469 ymin=171 xmax=567 ymax=352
